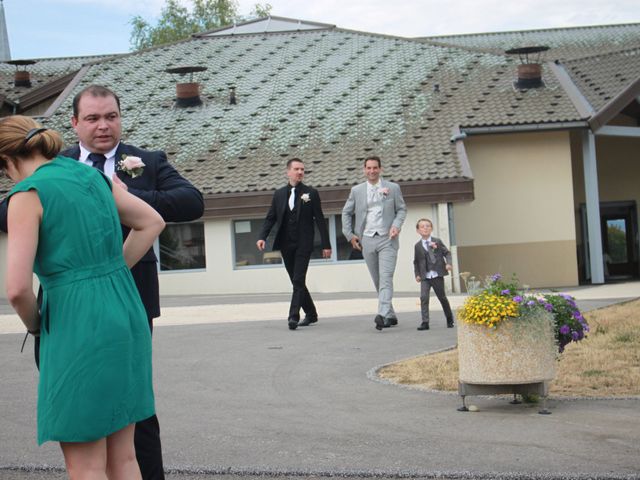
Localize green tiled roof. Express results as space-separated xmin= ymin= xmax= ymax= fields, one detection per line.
xmin=423 ymin=23 xmax=640 ymax=61
xmin=1 ymin=23 xmax=638 ymax=199
xmin=39 ymin=29 xmax=583 ymax=196
xmin=0 ymin=54 xmax=116 ymax=103
xmin=563 ymin=47 xmax=640 ymax=111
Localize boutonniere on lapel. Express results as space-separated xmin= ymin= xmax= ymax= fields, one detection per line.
xmin=118 ymin=154 xmax=145 ymax=178
xmin=380 ymin=187 xmax=390 ymax=198
xmin=300 ymin=193 xmax=311 ymax=203
xmin=429 ymin=241 xmax=438 ymax=250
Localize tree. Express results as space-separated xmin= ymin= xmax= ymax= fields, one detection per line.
xmin=130 ymin=0 xmax=272 ymax=51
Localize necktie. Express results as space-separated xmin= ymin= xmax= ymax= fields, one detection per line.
xmin=288 ymin=186 xmax=295 ymax=210
xmin=88 ymin=153 xmax=107 ymax=172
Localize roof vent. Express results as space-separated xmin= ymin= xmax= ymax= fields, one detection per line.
xmin=165 ymin=66 xmax=208 ymax=107
xmin=7 ymin=59 xmax=36 ymax=88
xmin=229 ymin=85 xmax=237 ymax=105
xmin=505 ymin=46 xmax=549 ymax=89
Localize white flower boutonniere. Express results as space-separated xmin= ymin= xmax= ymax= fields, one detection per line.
xmin=118 ymin=154 xmax=145 ymax=178
xmin=429 ymin=241 xmax=438 ymax=250
xmin=301 ymin=193 xmax=311 ymax=203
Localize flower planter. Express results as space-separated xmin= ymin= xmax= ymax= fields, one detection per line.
xmin=458 ymin=310 xmax=557 ymax=384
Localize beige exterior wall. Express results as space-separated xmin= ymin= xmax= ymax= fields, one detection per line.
xmin=571 ymin=133 xmax=640 ymax=206
xmin=157 ymin=204 xmax=447 ymax=296
xmin=0 ymin=204 xmax=445 ymax=300
xmin=570 ymin=130 xmax=640 ymax=279
xmin=454 ymin=131 xmax=578 ymax=287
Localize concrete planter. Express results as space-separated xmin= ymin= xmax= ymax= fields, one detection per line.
xmin=457 ymin=311 xmax=557 ymax=384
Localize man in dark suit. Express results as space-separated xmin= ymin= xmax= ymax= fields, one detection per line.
xmin=256 ymin=158 xmax=331 ymax=330
xmin=413 ymin=218 xmax=455 ymax=330
xmin=1 ymin=84 xmax=204 ymax=480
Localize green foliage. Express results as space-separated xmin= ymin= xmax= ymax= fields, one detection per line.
xmin=613 ymin=331 xmax=637 ymax=343
xmin=606 ymin=223 xmax=627 ymax=263
xmin=130 ymin=0 xmax=273 ymax=50
xmin=520 ymin=393 xmax=540 ymax=404
xmin=459 ymin=273 xmax=589 ymax=353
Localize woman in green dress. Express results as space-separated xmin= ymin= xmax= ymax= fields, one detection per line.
xmin=1 ymin=115 xmax=165 ymax=479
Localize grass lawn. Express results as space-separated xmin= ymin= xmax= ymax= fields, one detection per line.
xmin=378 ymin=298 xmax=640 ymax=397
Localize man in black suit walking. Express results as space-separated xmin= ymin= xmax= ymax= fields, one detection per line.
xmin=257 ymin=158 xmax=331 ymax=330
xmin=0 ymin=84 xmax=204 ymax=480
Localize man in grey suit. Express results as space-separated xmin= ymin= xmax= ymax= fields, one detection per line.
xmin=413 ymin=218 xmax=454 ymax=330
xmin=342 ymin=156 xmax=407 ymax=331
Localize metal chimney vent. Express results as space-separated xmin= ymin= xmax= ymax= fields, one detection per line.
xmin=165 ymin=66 xmax=208 ymax=107
xmin=6 ymin=59 xmax=36 ymax=88
xmin=505 ymin=46 xmax=549 ymax=89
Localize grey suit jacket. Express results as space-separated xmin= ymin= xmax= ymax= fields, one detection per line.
xmin=413 ymin=237 xmax=452 ymax=279
xmin=341 ymin=179 xmax=407 ymax=241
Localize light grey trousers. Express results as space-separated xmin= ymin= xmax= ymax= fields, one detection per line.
xmin=361 ymin=234 xmax=398 ymax=318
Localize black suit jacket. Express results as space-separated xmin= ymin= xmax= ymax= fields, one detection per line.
xmin=413 ymin=237 xmax=452 ymax=279
xmin=0 ymin=143 xmax=204 ymax=319
xmin=258 ymin=182 xmax=330 ymax=253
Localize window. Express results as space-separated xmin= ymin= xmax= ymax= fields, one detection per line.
xmin=334 ymin=215 xmax=363 ymax=261
xmin=159 ymin=222 xmax=206 ymax=271
xmin=233 ymin=215 xmax=363 ymax=268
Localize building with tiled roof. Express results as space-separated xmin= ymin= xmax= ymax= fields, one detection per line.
xmin=0 ymin=53 xmax=119 ymax=116
xmin=1 ymin=17 xmax=639 ymax=300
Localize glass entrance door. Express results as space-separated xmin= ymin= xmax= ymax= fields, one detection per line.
xmin=602 ymin=213 xmax=637 ymax=278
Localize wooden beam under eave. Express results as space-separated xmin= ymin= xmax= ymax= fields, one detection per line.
xmin=590 ymin=76 xmax=640 ymax=132
xmin=200 ymin=178 xmax=474 ymax=219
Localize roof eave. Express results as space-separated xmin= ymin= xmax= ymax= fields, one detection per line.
xmin=589 ymin=76 xmax=640 ymax=132
xmin=202 ymin=178 xmax=474 ymax=219
xmin=17 ymin=71 xmax=78 ymax=112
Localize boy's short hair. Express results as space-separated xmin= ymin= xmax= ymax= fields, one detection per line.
xmin=416 ymin=218 xmax=433 ymax=229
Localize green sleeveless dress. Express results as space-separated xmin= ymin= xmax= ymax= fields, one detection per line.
xmin=8 ymin=155 xmax=155 ymax=445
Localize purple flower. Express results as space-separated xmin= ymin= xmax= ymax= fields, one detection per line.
xmin=572 ymin=331 xmax=581 ymax=341
xmin=513 ymin=295 xmax=523 ymax=303
xmin=526 ymin=300 xmax=536 ymax=306
xmin=490 ymin=273 xmax=502 ymax=282
xmin=544 ymin=303 xmax=553 ymax=312
xmin=501 ymin=289 xmax=510 ymax=295
xmin=560 ymin=293 xmax=573 ymax=300
xmin=559 ymin=325 xmax=570 ymax=335
xmin=572 ymin=311 xmax=583 ymax=320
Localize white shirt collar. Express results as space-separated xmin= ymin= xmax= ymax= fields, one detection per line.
xmin=78 ymin=142 xmax=119 ymax=162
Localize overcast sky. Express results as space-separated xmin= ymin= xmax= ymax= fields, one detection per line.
xmin=4 ymin=0 xmax=640 ymax=59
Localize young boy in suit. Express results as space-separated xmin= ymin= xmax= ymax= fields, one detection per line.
xmin=413 ymin=218 xmax=454 ymax=330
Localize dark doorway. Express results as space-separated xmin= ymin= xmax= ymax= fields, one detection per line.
xmin=579 ymin=201 xmax=639 ymax=282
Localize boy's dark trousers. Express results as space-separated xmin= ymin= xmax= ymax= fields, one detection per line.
xmin=420 ymin=276 xmax=454 ymax=326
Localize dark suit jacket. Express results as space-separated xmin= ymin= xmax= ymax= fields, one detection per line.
xmin=0 ymin=143 xmax=204 ymax=319
xmin=258 ymin=182 xmax=330 ymax=253
xmin=413 ymin=237 xmax=452 ymax=279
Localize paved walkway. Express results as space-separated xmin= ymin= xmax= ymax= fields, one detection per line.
xmin=0 ymin=282 xmax=639 ymax=479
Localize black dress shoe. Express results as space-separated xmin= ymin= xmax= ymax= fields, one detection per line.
xmin=288 ymin=316 xmax=299 ymax=330
xmin=374 ymin=315 xmax=385 ymax=331
xmin=447 ymin=320 xmax=454 ymax=328
xmin=386 ymin=317 xmax=398 ymax=326
xmin=417 ymin=322 xmax=430 ymax=331
xmin=299 ymin=315 xmax=318 ymax=326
